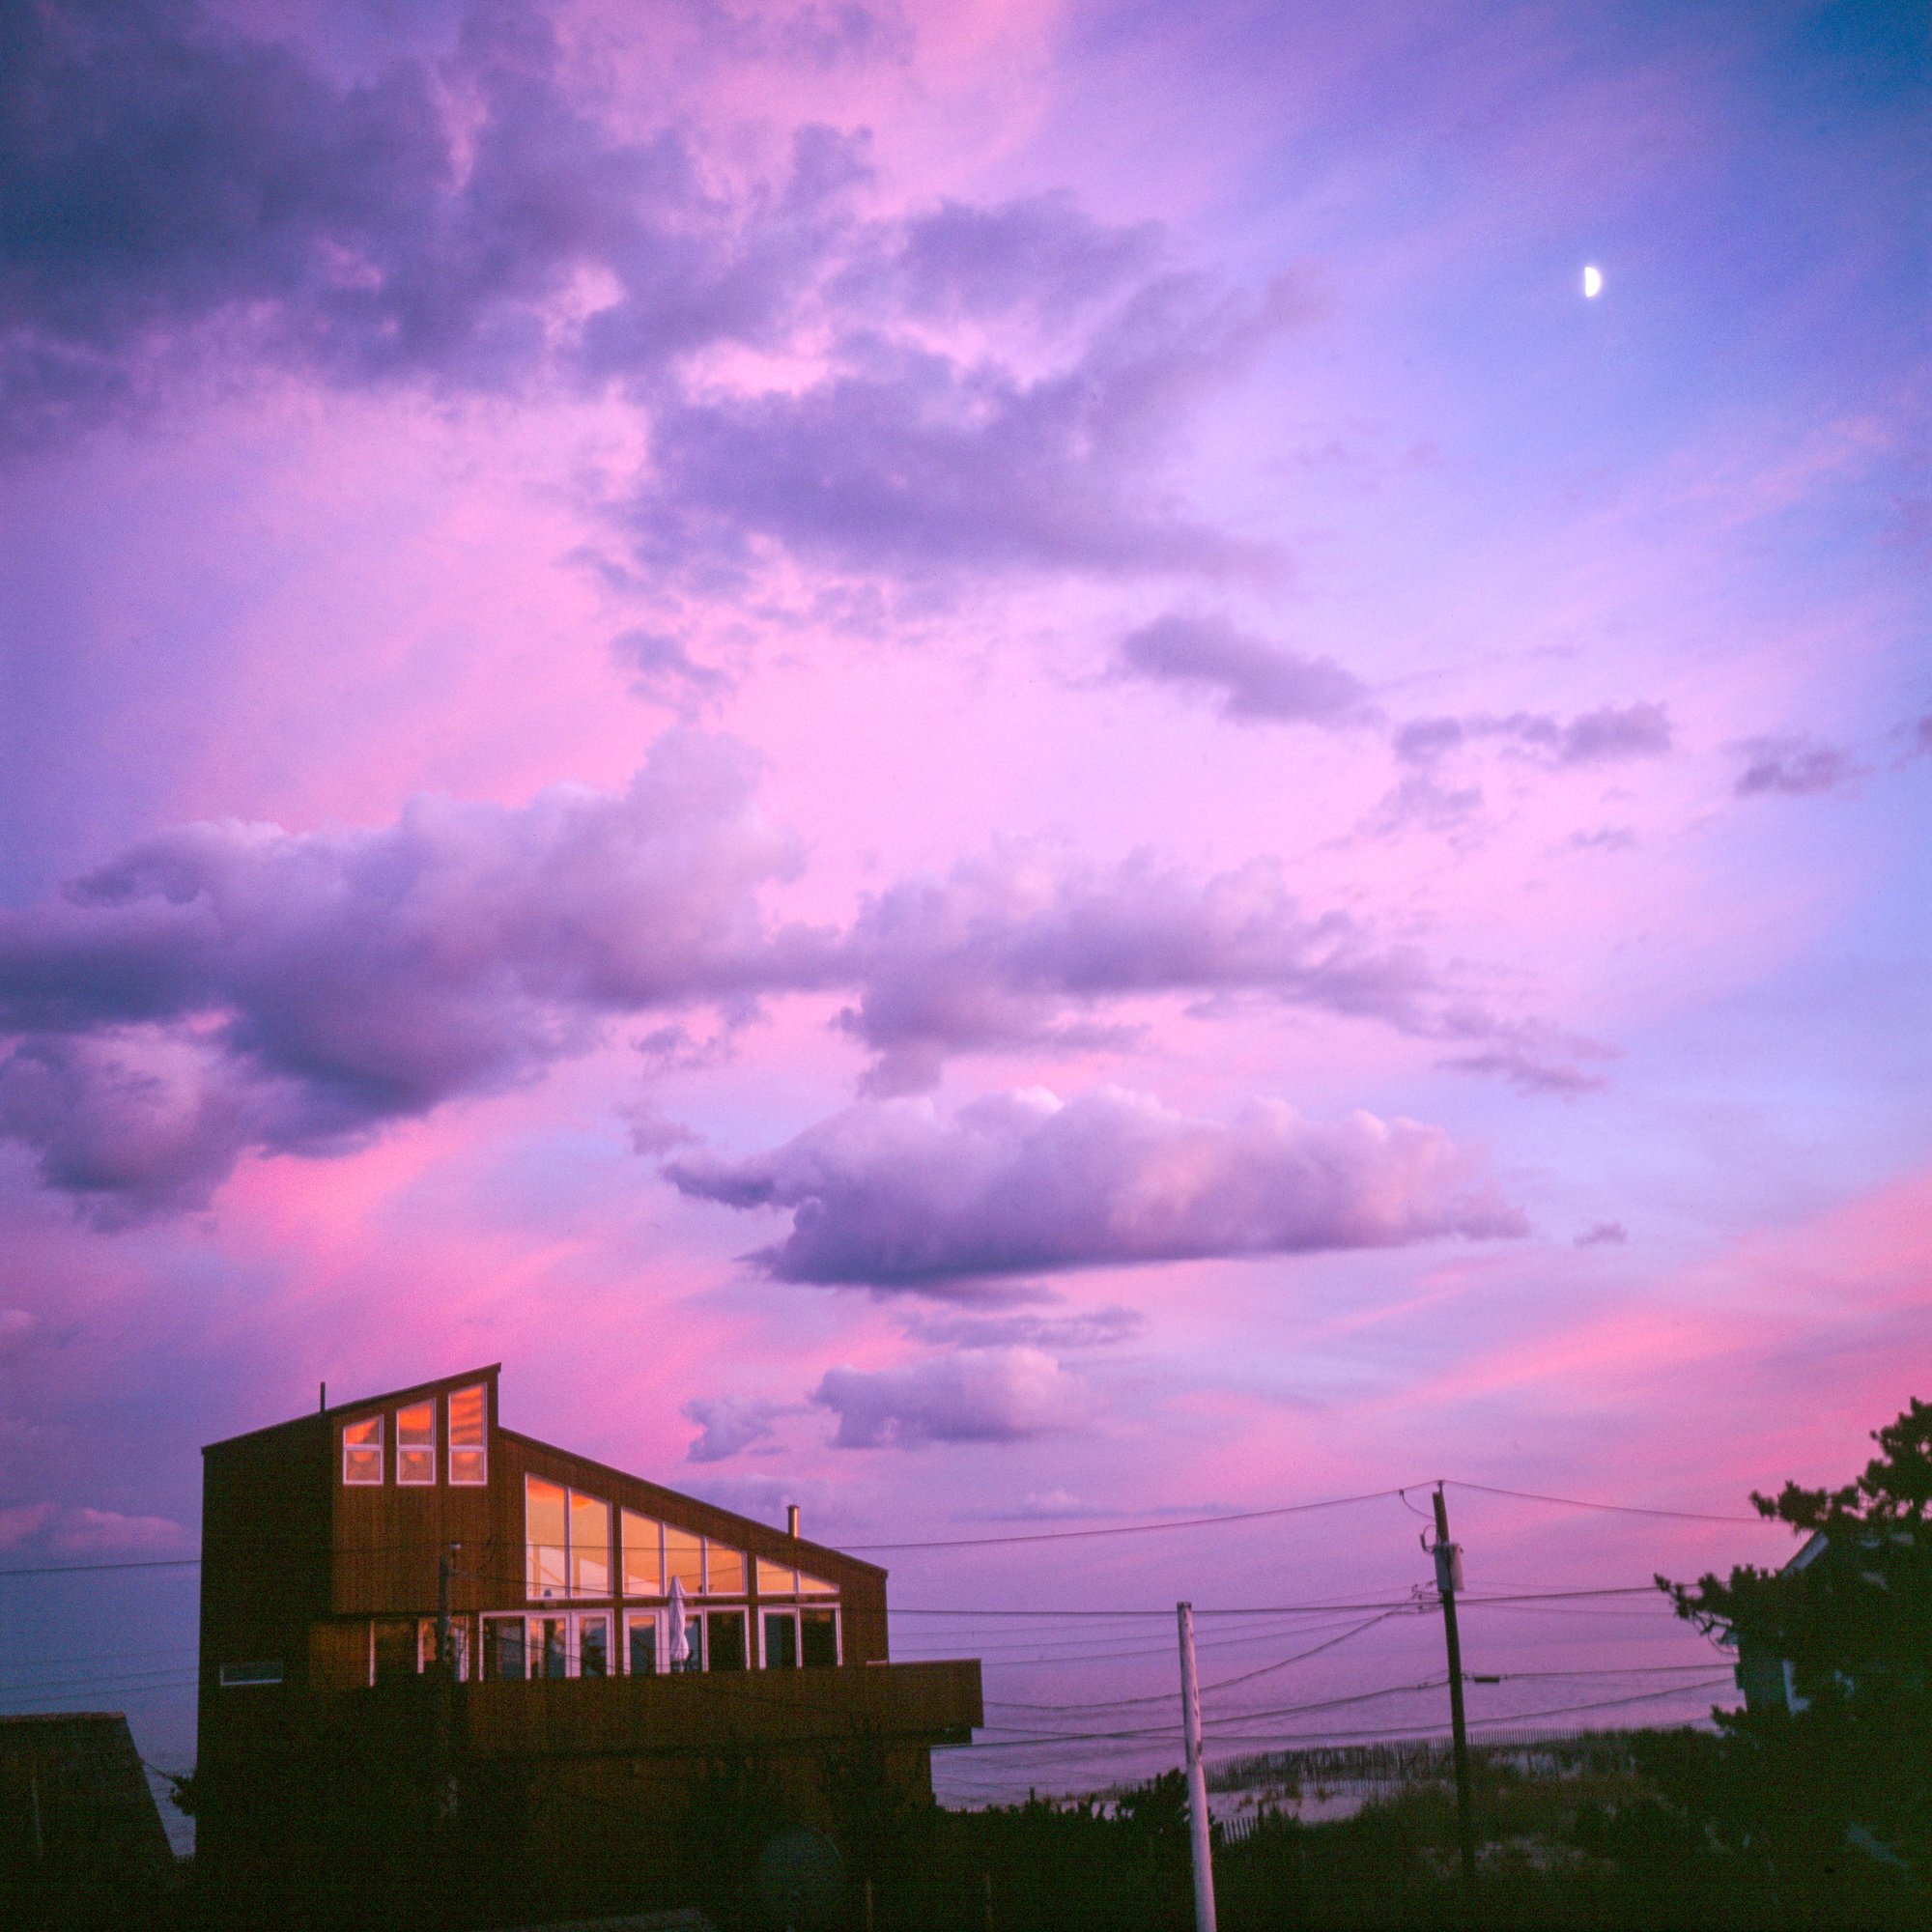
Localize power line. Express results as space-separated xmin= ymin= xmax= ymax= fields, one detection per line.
xmin=984 ymin=1612 xmax=1406 ymax=1715
xmin=1444 ymin=1481 xmax=1766 ymax=1526
xmin=0 ymin=1470 xmax=1778 ymax=1578
xmin=841 ymin=1488 xmax=1409 ymax=1551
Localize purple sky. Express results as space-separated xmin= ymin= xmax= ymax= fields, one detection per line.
xmin=1 ymin=0 xmax=1926 ymax=1808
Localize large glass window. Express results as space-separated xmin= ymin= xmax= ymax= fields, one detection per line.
xmin=526 ymin=1476 xmax=617 ymax=1601
xmin=448 ymin=1383 xmax=487 ymax=1485
xmin=526 ymin=1476 xmax=568 ymax=1600
xmin=799 ymin=1571 xmax=836 ymax=1597
xmin=570 ymin=1492 xmax=611 ymax=1598
xmin=342 ymin=1414 xmax=384 ymax=1485
xmin=802 ymin=1607 xmax=839 ymax=1668
xmin=706 ymin=1543 xmax=746 ymax=1595
xmin=622 ymin=1511 xmax=663 ymax=1596
xmin=755 ymin=1558 xmax=796 ymax=1598
xmin=536 ymin=1615 xmax=568 ymax=1679
xmin=397 ymin=1400 xmax=436 ymax=1485
xmin=666 ymin=1526 xmax=703 ymax=1596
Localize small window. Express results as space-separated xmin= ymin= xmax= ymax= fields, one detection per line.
xmin=802 ymin=1607 xmax=839 ymax=1668
xmin=397 ymin=1400 xmax=436 ymax=1485
xmin=571 ymin=1492 xmax=611 ymax=1598
xmin=755 ymin=1557 xmax=797 ymax=1598
xmin=705 ymin=1543 xmax=746 ymax=1596
xmin=342 ymin=1415 xmax=383 ymax=1485
xmin=526 ymin=1477 xmax=568 ymax=1601
xmin=799 ymin=1571 xmax=837 ymax=1597
xmin=622 ymin=1511 xmax=663 ymax=1596
xmin=218 ymin=1661 xmax=283 ymax=1688
xmin=448 ymin=1383 xmax=487 ymax=1485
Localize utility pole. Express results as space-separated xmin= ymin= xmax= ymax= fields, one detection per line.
xmin=1177 ymin=1602 xmax=1218 ymax=1932
xmin=1430 ymin=1486 xmax=1477 ymax=1897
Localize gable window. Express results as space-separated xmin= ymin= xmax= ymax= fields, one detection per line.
xmin=397 ymin=1400 xmax=436 ymax=1485
xmin=448 ymin=1383 xmax=487 ymax=1485
xmin=706 ymin=1543 xmax=746 ymax=1595
xmin=756 ymin=1558 xmax=797 ymax=1598
xmin=342 ymin=1415 xmax=384 ymax=1485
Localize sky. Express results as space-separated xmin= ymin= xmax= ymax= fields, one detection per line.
xmin=0 ymin=0 xmax=1927 ymax=1819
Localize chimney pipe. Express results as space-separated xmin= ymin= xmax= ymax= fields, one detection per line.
xmin=786 ymin=1504 xmax=800 ymax=1540
xmin=319 ymin=1380 xmax=327 ymax=1413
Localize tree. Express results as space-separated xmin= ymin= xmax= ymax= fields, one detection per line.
xmin=1652 ymin=1397 xmax=1931 ymax=1918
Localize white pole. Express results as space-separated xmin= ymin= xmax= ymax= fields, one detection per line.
xmin=1178 ymin=1601 xmax=1218 ymax=1932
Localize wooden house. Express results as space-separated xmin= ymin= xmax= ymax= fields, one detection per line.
xmin=196 ymin=1365 xmax=981 ymax=1924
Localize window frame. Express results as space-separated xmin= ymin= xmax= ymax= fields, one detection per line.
xmin=526 ymin=1474 xmax=619 ymax=1604
xmin=447 ymin=1382 xmax=488 ymax=1486
xmin=481 ymin=1613 xmax=528 ymax=1682
xmin=621 ymin=1509 xmax=664 ymax=1597
xmin=217 ymin=1660 xmax=284 ymax=1688
xmin=800 ymin=1604 xmax=841 ymax=1668
xmin=526 ymin=1475 xmax=570 ymax=1602
xmin=396 ymin=1399 xmax=437 ymax=1487
xmin=703 ymin=1605 xmax=749 ymax=1672
xmin=341 ymin=1413 xmax=384 ymax=1486
xmin=624 ymin=1608 xmax=661 ymax=1676
xmin=573 ymin=1610 xmax=612 ymax=1678
xmin=569 ymin=1491 xmax=611 ymax=1600
xmin=760 ymin=1607 xmax=800 ymax=1669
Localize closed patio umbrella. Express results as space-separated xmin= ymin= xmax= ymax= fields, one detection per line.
xmin=668 ymin=1575 xmax=691 ymax=1671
